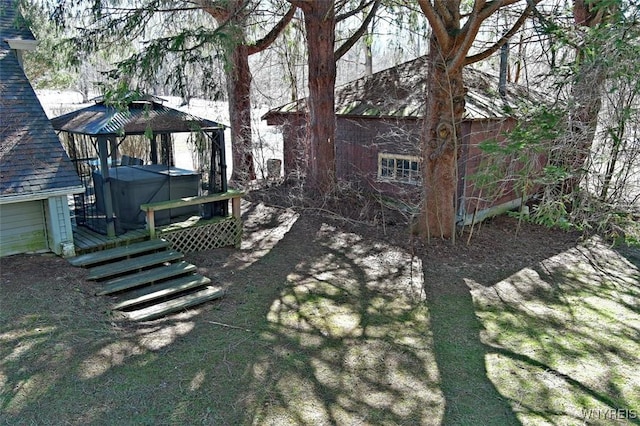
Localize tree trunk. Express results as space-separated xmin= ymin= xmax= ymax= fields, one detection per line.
xmin=202 ymin=0 xmax=256 ymax=186
xmin=227 ymin=42 xmax=256 ymax=184
xmin=561 ymin=63 xmax=603 ymax=194
xmin=416 ymin=36 xmax=466 ymax=240
xmin=300 ymin=2 xmax=337 ymax=193
xmin=558 ymin=0 xmax=610 ymax=194
xmin=413 ymin=0 xmax=535 ymax=241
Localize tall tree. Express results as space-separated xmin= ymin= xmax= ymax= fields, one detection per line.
xmin=287 ymin=0 xmax=379 ymax=193
xmin=532 ymin=0 xmax=640 ymax=235
xmin=288 ymin=0 xmax=337 ymax=193
xmin=414 ymin=1 xmax=538 ymax=240
xmin=560 ymin=0 xmax=615 ymax=194
xmin=199 ymin=1 xmax=295 ymax=184
xmin=48 ymin=0 xmax=294 ymax=185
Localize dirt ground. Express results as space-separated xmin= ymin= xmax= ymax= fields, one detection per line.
xmin=0 ymin=191 xmax=591 ymax=329
xmin=1 ymin=188 xmax=639 ymax=425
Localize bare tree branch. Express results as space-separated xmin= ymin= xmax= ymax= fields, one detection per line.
xmin=434 ymin=0 xmax=454 ymax=23
xmin=248 ymin=4 xmax=296 ymax=55
xmin=334 ymin=0 xmax=380 ymax=60
xmin=463 ymin=1 xmax=540 ymax=67
xmin=336 ymin=0 xmax=375 ymax=21
xmin=447 ymin=0 xmax=505 ymax=71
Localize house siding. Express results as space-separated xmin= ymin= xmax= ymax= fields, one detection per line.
xmin=45 ymin=195 xmax=75 ymax=256
xmin=335 ymin=116 xmax=422 ymax=201
xmin=274 ymin=114 xmax=537 ymax=221
xmin=458 ymin=118 xmax=526 ymax=220
xmin=275 ymin=115 xmax=307 ymax=180
xmin=0 ymin=200 xmax=48 ymax=256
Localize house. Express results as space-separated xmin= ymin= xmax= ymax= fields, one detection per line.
xmin=0 ymin=0 xmax=84 ymax=257
xmin=263 ymin=55 xmax=552 ymax=224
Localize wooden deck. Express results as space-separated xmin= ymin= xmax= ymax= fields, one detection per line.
xmin=71 ymin=191 xmax=245 ymax=255
xmin=73 ymin=225 xmax=150 ymax=255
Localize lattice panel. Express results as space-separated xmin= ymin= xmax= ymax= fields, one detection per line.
xmin=159 ymin=217 xmax=242 ymax=253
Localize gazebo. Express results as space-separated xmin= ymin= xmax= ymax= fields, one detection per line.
xmin=51 ymin=94 xmax=231 ymax=241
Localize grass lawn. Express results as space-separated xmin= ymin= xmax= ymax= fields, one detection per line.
xmin=469 ymin=240 xmax=640 ymax=425
xmin=1 ymin=203 xmax=639 ymax=425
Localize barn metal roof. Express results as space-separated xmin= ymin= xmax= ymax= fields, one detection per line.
xmin=1 ymin=0 xmax=83 ymax=198
xmin=51 ymin=95 xmax=226 ymax=136
xmin=264 ymin=55 xmax=555 ymax=121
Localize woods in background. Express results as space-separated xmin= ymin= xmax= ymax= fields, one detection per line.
xmin=20 ymin=0 xmax=640 ymax=243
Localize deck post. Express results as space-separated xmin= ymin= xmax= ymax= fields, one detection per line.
xmin=146 ymin=209 xmax=156 ymax=239
xmin=231 ymin=196 xmax=241 ymax=220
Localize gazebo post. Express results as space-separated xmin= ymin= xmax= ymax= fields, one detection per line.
xmin=205 ymin=128 xmax=228 ymax=217
xmin=217 ymin=128 xmax=228 ymax=192
xmin=160 ymin=133 xmax=174 ymax=166
xmin=150 ymin=133 xmax=158 ymax=164
xmin=97 ymin=136 xmax=116 ymax=238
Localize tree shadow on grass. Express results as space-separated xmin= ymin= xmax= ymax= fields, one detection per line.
xmin=615 ymin=244 xmax=640 ymax=270
xmin=1 ymin=204 xmax=438 ymax=425
xmin=421 ymin=221 xmax=583 ymax=425
xmin=3 ymin=206 xmax=637 ymax=425
xmin=196 ymin=210 xmax=639 ymax=425
xmin=424 ymin=274 xmax=522 ymax=425
xmin=235 ymin=216 xmax=444 ymax=425
xmin=246 ymin=219 xmax=441 ymax=425
xmin=453 ymin=231 xmax=640 ymax=425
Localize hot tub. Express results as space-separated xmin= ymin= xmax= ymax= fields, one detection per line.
xmin=93 ymin=165 xmax=200 ymax=229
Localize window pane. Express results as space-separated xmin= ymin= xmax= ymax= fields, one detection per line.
xmin=381 ymin=157 xmax=393 ymax=177
xmin=379 ymin=155 xmax=421 ymax=183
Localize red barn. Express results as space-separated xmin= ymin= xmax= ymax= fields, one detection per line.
xmin=263 ymin=56 xmax=552 ymax=225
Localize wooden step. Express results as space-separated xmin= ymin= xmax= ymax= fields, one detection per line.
xmin=111 ymin=274 xmax=212 ymax=310
xmin=87 ymin=250 xmax=183 ymax=281
xmin=120 ymin=286 xmax=225 ymax=321
xmin=96 ymin=261 xmax=198 ymax=296
xmin=69 ymin=239 xmax=170 ymax=267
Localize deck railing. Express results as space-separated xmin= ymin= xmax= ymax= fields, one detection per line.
xmin=140 ymin=190 xmax=244 ymax=239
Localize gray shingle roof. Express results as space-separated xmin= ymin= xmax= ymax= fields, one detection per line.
xmin=1 ymin=0 xmax=82 ymax=197
xmin=264 ymin=55 xmax=555 ymax=120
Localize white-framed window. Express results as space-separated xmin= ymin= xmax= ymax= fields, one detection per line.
xmin=377 ymin=153 xmax=421 ymax=185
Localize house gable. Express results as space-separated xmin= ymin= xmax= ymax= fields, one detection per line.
xmin=1 ymin=0 xmax=82 ymax=257
xmin=0 ymin=0 xmax=82 ymax=201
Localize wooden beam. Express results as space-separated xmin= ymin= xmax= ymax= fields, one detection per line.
xmin=231 ymin=196 xmax=241 ymax=220
xmin=140 ymin=190 xmax=244 ymax=212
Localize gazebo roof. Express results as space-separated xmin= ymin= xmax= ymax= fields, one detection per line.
xmin=51 ymin=94 xmax=226 ymax=136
